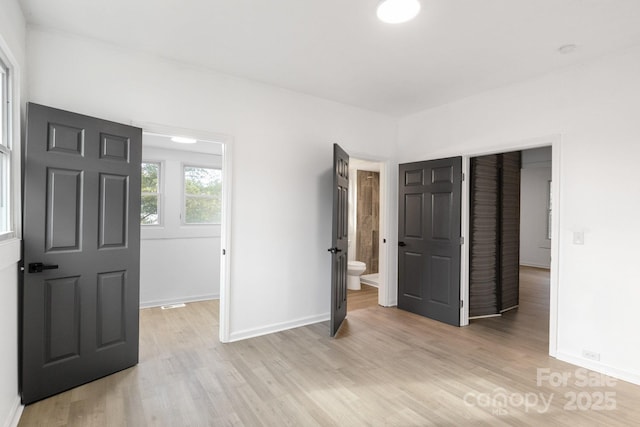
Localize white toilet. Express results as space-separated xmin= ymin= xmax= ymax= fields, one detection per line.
xmin=347 ymin=261 xmax=366 ymax=291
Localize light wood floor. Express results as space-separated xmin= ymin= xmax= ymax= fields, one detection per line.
xmin=19 ymin=267 xmax=640 ymax=426
xmin=348 ymin=284 xmax=378 ymax=312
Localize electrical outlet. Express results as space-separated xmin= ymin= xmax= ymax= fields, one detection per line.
xmin=573 ymin=231 xmax=585 ymax=245
xmin=582 ymin=349 xmax=600 ymax=361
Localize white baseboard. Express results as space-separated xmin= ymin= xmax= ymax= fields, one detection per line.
xmin=519 ymin=262 xmax=551 ymax=269
xmin=228 ymin=313 xmax=330 ymax=342
xmin=140 ymin=294 xmax=219 ymax=309
xmin=556 ymin=351 xmax=640 ymax=386
xmin=469 ymin=313 xmax=502 ymax=320
xmin=3 ymin=397 xmax=23 ymax=427
xmin=359 ymin=280 xmax=379 ymax=288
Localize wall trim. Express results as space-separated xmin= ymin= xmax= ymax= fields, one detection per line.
xmin=3 ymin=397 xmax=23 ymax=427
xmin=140 ymin=294 xmax=219 ymax=309
xmin=556 ymin=351 xmax=640 ymax=387
xmin=519 ymin=261 xmax=551 ymax=269
xmin=228 ymin=313 xmax=330 ymax=343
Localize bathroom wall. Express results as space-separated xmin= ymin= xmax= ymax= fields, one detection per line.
xmin=356 ymin=170 xmax=380 ymax=274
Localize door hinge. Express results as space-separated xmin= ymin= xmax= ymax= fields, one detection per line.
xmin=222 ymin=249 xmax=226 ymax=255
xmin=459 ymin=236 xmax=464 ymax=245
xmin=460 ymin=300 xmax=464 ymax=309
xmin=462 ymin=172 xmax=465 ymax=182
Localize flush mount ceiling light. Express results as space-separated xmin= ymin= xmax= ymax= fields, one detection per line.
xmin=171 ymin=136 xmax=197 ymax=144
xmin=558 ymin=44 xmax=578 ymax=54
xmin=377 ymin=0 xmax=421 ymax=24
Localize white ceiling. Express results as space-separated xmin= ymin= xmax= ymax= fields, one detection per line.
xmin=18 ymin=0 xmax=640 ymax=116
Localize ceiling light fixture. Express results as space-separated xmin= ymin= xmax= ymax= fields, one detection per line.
xmin=171 ymin=136 xmax=197 ymax=144
xmin=377 ymin=0 xmax=421 ymax=24
xmin=558 ymin=44 xmax=577 ymax=54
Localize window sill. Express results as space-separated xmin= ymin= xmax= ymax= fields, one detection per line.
xmin=141 ymin=223 xmax=221 ymax=240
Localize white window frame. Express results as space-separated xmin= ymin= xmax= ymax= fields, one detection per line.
xmin=0 ymin=41 xmax=18 ymax=243
xmin=182 ymin=164 xmax=222 ymax=225
xmin=140 ymin=161 xmax=163 ymax=226
xmin=547 ymin=180 xmax=552 ymax=240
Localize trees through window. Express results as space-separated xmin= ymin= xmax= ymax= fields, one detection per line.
xmin=183 ymin=166 xmax=222 ymax=224
xmin=141 ymin=162 xmax=161 ymax=225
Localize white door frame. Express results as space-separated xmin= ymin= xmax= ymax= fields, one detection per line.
xmin=133 ymin=122 xmax=234 ymax=343
xmin=458 ymin=135 xmax=561 ymax=357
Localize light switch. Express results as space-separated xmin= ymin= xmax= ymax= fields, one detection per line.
xmin=573 ymin=231 xmax=584 ymax=245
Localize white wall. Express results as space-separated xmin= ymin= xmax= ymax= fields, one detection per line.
xmin=140 ymin=145 xmax=222 ymax=307
xmin=0 ymin=0 xmax=26 ymax=426
xmin=520 ymin=147 xmax=552 ymax=268
xmin=26 ymin=28 xmax=398 ymax=341
xmin=398 ymin=46 xmax=640 ymax=384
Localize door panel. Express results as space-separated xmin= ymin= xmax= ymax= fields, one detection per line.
xmin=99 ymin=173 xmax=128 ymax=248
xmin=468 ymin=152 xmax=521 ymax=317
xmin=500 ymin=151 xmax=521 ymax=311
xmin=398 ymin=157 xmax=462 ymax=326
xmin=329 ymin=143 xmax=349 ymax=337
xmin=403 ymin=252 xmax=424 ymax=298
xmin=22 ymin=103 xmax=142 ymax=404
xmin=404 ymin=194 xmax=423 ymax=237
xmin=431 ymin=193 xmax=452 ymax=239
xmin=97 ymin=271 xmax=127 ymax=348
xmin=44 ymin=277 xmax=81 ymax=364
xmin=46 ymin=168 xmax=83 ymax=251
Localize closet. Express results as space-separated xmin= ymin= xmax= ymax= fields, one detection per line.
xmin=469 ymin=151 xmax=521 ymax=318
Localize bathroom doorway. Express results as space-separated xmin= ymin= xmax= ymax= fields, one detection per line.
xmin=347 ymin=158 xmax=384 ymax=311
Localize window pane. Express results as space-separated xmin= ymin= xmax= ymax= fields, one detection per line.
xmin=184 ymin=167 xmax=221 ymax=196
xmin=0 ymin=60 xmax=8 ymax=235
xmin=141 ymin=163 xmax=159 ymax=193
xmin=184 ymin=166 xmax=222 ymax=224
xmin=0 ymin=65 xmax=5 ymax=147
xmin=140 ymin=162 xmax=160 ymax=225
xmin=140 ymin=195 xmax=159 ymax=225
xmin=547 ymin=180 xmax=552 ymax=240
xmin=185 ymin=196 xmax=220 ymax=224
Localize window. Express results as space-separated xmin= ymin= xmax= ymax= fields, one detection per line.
xmin=0 ymin=56 xmax=11 ymax=239
xmin=141 ymin=162 xmax=161 ymax=225
xmin=183 ymin=166 xmax=222 ymax=224
xmin=547 ymin=180 xmax=552 ymax=240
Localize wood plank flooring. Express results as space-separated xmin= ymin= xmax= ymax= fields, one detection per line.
xmin=19 ymin=267 xmax=640 ymax=426
xmin=347 ymin=284 xmax=378 ymax=312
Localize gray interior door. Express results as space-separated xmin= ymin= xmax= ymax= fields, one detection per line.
xmin=398 ymin=157 xmax=462 ymax=326
xmin=21 ymin=103 xmax=142 ymax=404
xmin=328 ymin=143 xmax=349 ymax=337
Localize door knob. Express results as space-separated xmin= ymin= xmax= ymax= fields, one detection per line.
xmin=28 ymin=263 xmax=59 ymax=273
xmin=327 ymin=247 xmax=342 ymax=254
xmin=398 ymin=241 xmax=407 ymax=247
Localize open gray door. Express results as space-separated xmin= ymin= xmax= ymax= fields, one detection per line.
xmin=398 ymin=157 xmax=462 ymax=326
xmin=21 ymin=103 xmax=142 ymax=404
xmin=328 ymin=143 xmax=349 ymax=337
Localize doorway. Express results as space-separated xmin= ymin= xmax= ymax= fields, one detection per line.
xmin=467 ymin=147 xmax=551 ymax=322
xmin=347 ymin=157 xmax=387 ymax=312
xmin=461 ymin=139 xmax=559 ymax=356
xmin=139 ymin=132 xmax=224 ymax=309
xmin=136 ymin=123 xmax=232 ymax=342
